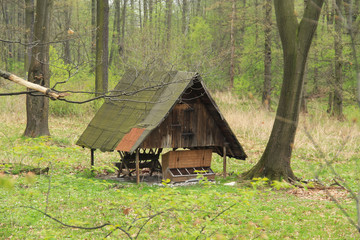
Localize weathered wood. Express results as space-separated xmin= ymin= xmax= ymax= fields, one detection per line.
xmin=115 ymin=159 xmax=160 ymax=170
xmin=141 ymin=100 xmax=226 ymax=149
xmin=115 ymin=149 xmax=162 ymax=177
xmin=162 ymin=149 xmax=213 ymax=182
xmin=162 ymin=149 xmax=212 ymax=170
xmin=90 ymin=149 xmax=95 ymax=168
xmin=163 ymin=169 xmax=215 ymax=183
xmin=223 ymin=146 xmax=227 ymax=178
xmin=0 ymin=70 xmax=67 ymax=99
xmin=135 ymin=148 xmax=140 ymax=184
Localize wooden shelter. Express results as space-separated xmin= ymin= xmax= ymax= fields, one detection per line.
xmin=77 ymin=69 xmax=247 ymax=183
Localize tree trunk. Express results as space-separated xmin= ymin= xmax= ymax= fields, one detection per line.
xmin=1 ymin=1 xmax=11 ymax=71
xmin=120 ymin=0 xmax=127 ymax=56
xmin=229 ymin=0 xmax=236 ymax=90
xmin=18 ymin=5 xmax=24 ymax=62
xmin=332 ymin=0 xmax=344 ymax=120
xmin=262 ymin=0 xmax=272 ymax=110
xmin=182 ymin=0 xmax=188 ymax=35
xmin=24 ymin=0 xmax=34 ymax=73
xmin=243 ymin=0 xmax=324 ymax=181
xmin=196 ymin=0 xmax=201 ymax=16
xmin=95 ymin=0 xmax=109 ymax=96
xmin=91 ymin=0 xmax=96 ymax=56
xmin=327 ymin=91 xmax=334 ymax=113
xmin=301 ymin=62 xmax=308 ymax=113
xmin=165 ymin=0 xmax=172 ymax=47
xmin=313 ymin=33 xmax=319 ymax=94
xmin=24 ymin=0 xmax=53 ymax=137
xmin=63 ymin=2 xmax=72 ymax=65
xmin=143 ymin=0 xmax=148 ymax=27
xmin=109 ymin=0 xmax=121 ymax=67
xmin=149 ymin=0 xmax=153 ymax=24
xmin=254 ymin=0 xmax=259 ymax=45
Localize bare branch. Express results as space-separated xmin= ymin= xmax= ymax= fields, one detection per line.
xmin=0 ymin=70 xmax=67 ymax=100
xmin=196 ymin=203 xmax=237 ymax=239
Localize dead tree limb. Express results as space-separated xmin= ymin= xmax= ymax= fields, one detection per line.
xmin=0 ymin=70 xmax=67 ymax=100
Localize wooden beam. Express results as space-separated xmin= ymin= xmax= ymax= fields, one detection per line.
xmin=90 ymin=149 xmax=95 ymax=170
xmin=136 ymin=148 xmax=140 ymax=184
xmin=223 ymin=146 xmax=227 ymax=178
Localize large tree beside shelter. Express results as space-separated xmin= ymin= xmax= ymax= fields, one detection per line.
xmin=243 ymin=0 xmax=325 ymax=181
xmin=24 ymin=0 xmax=53 ymax=137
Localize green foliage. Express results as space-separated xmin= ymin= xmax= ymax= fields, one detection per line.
xmin=234 ymin=75 xmax=252 ymax=94
xmin=50 ymin=100 xmax=85 ymax=116
xmin=0 ymin=174 xmax=15 ymax=190
xmin=91 ymin=164 xmax=118 ymax=176
xmin=271 ymin=180 xmax=295 ymax=190
xmin=251 ymin=177 xmax=270 ymax=190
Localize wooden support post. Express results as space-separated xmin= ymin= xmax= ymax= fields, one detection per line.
xmin=223 ymin=146 xmax=227 ymax=178
xmin=90 ymin=149 xmax=95 ymax=171
xmin=136 ymin=148 xmax=140 ymax=184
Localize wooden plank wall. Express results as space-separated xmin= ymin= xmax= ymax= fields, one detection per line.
xmin=141 ymin=99 xmax=225 ymax=149
xmin=162 ymin=149 xmax=212 ymax=169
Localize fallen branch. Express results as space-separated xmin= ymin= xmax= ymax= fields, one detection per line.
xmin=0 ymin=70 xmax=67 ymax=100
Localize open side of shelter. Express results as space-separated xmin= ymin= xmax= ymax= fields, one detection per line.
xmin=77 ymin=69 xmax=247 ymax=183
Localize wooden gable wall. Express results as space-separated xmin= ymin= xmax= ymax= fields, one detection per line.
xmin=140 ymin=98 xmax=226 ymax=149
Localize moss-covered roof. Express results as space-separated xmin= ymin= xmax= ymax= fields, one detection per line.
xmin=77 ymin=70 xmax=194 ymax=151
xmin=76 ymin=69 xmax=247 ymax=160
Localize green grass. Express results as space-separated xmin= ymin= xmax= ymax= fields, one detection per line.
xmin=0 ymin=91 xmax=360 ymax=239
xmin=0 ymin=174 xmax=357 ymax=239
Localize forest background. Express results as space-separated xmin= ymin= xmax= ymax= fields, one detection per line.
xmin=0 ymin=0 xmax=359 ymax=115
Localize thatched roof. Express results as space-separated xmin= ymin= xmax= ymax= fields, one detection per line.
xmin=76 ymin=69 xmax=247 ymax=160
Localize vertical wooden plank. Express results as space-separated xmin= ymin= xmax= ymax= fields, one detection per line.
xmin=223 ymin=146 xmax=227 ymax=178
xmin=136 ymin=148 xmax=140 ymax=184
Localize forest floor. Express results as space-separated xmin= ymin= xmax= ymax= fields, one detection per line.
xmin=0 ymin=91 xmax=359 ymax=239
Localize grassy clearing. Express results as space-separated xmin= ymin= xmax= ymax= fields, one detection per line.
xmin=0 ymin=90 xmax=359 ymax=239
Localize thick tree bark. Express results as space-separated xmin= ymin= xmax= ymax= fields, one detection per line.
xmin=301 ymin=62 xmax=308 ymax=113
xmin=24 ymin=0 xmax=34 ymax=73
xmin=95 ymin=0 xmax=109 ymax=96
xmin=243 ymin=0 xmax=324 ymax=181
xmin=24 ymin=0 xmax=53 ymax=137
xmin=262 ymin=0 xmax=272 ymax=110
